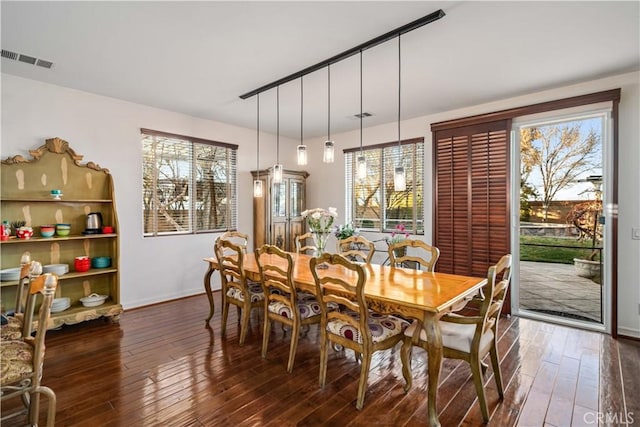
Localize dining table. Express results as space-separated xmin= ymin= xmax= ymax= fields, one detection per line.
xmin=203 ymin=251 xmax=487 ymax=427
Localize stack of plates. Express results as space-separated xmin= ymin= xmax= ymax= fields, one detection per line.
xmin=0 ymin=267 xmax=21 ymax=282
xmin=43 ymin=264 xmax=69 ymax=276
xmin=51 ymin=297 xmax=71 ymax=313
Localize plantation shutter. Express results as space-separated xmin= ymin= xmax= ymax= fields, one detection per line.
xmin=433 ymin=120 xmax=510 ymax=281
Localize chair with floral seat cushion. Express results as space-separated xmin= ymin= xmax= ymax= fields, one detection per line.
xmin=255 ymin=244 xmax=321 ymax=373
xmin=311 ymin=253 xmax=410 ymax=410
xmin=400 ymin=254 xmax=512 ymax=423
xmin=388 ymin=239 xmax=440 ymax=271
xmin=1 ymin=261 xmax=42 ymax=341
xmin=1 ymin=273 xmax=57 ymax=427
xmin=295 ymin=232 xmax=316 ymax=255
xmin=215 ymin=237 xmax=264 ymax=346
xmin=337 ymin=235 xmax=375 ymax=264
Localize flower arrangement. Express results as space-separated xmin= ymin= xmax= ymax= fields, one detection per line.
xmin=334 ymin=222 xmax=357 ymax=240
xmin=302 ymin=207 xmax=338 ymax=233
xmin=388 ymin=223 xmax=410 ymax=244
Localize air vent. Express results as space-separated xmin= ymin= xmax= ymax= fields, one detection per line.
xmin=1 ymin=49 xmax=18 ymax=60
xmin=18 ymin=54 xmax=37 ymax=65
xmin=1 ymin=48 xmax=54 ymax=70
xmin=353 ymin=112 xmax=373 ymax=119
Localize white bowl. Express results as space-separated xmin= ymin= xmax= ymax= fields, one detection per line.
xmin=43 ymin=264 xmax=69 ymax=276
xmin=79 ymin=293 xmax=108 ymax=307
xmin=0 ymin=267 xmax=21 ymax=281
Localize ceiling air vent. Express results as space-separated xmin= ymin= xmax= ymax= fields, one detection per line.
xmin=1 ymin=49 xmax=18 ymax=60
xmin=1 ymin=48 xmax=54 ymax=70
xmin=353 ymin=112 xmax=373 ymax=119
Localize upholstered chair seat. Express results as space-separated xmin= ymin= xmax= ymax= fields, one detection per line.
xmin=1 ymin=339 xmax=37 ymax=385
xmin=328 ymin=310 xmax=408 ymax=344
xmin=404 ymin=317 xmax=494 ymax=354
xmin=226 ymin=282 xmax=265 ymax=303
xmin=1 ymin=315 xmax=24 ymax=341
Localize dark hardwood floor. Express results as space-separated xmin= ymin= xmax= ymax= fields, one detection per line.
xmin=3 ymin=292 xmax=638 ymax=426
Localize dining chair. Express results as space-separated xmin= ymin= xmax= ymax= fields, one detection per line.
xmin=255 ymin=244 xmax=321 ymax=373
xmin=388 ymin=239 xmax=440 ymax=271
xmin=1 ymin=261 xmax=42 ymax=341
xmin=400 ymin=254 xmax=512 ymax=423
xmin=295 ymin=232 xmax=316 ymax=255
xmin=219 ymin=230 xmax=249 ymax=253
xmin=214 ymin=237 xmax=265 ymax=345
xmin=337 ymin=235 xmax=375 ymax=264
xmin=1 ymin=273 xmax=58 ymax=427
xmin=311 ymin=253 xmax=410 ymax=410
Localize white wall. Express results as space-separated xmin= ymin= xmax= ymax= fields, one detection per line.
xmin=304 ymin=71 xmax=640 ymax=338
xmin=1 ymin=74 xmax=298 ymax=308
xmin=2 ymin=71 xmax=638 ymax=337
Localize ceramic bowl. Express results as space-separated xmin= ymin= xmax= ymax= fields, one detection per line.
xmin=16 ymin=227 xmax=34 ymax=239
xmin=40 ymin=225 xmax=56 ymax=237
xmin=91 ymin=256 xmax=111 ymax=268
xmin=79 ymin=293 xmax=108 ymax=307
xmin=56 ymin=223 xmax=71 ymax=236
xmin=74 ymin=256 xmax=90 ymax=272
xmin=101 ymin=225 xmax=114 ymax=234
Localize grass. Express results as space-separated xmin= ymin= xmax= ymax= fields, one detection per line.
xmin=519 ymin=235 xmax=601 ymax=264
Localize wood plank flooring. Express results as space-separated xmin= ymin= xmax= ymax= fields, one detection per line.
xmin=2 ymin=292 xmax=637 ymax=426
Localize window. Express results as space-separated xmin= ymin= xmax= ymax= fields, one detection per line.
xmin=141 ymin=128 xmax=238 ymax=236
xmin=344 ymin=138 xmax=424 ymax=233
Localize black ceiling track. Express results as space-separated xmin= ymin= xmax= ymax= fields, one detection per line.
xmin=239 ymin=9 xmax=445 ymax=100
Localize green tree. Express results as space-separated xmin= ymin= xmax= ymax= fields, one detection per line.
xmin=520 ymin=124 xmax=599 ymax=221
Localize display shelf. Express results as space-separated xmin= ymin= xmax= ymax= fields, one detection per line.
xmin=1 ymin=137 xmax=122 ymax=329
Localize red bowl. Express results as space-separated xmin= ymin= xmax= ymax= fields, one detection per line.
xmin=74 ymin=256 xmax=90 ymax=272
xmin=101 ymin=226 xmax=114 ymax=234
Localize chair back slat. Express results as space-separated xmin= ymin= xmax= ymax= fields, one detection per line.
xmin=295 ymin=232 xmax=316 ymax=254
xmin=337 ymin=235 xmax=375 ymax=264
xmin=255 ymin=244 xmax=296 ymax=300
xmin=388 ymin=239 xmax=440 ymax=271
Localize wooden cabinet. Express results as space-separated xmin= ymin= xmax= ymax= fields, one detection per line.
xmin=251 ymin=169 xmax=308 ymax=252
xmin=1 ymin=138 xmax=122 ymax=329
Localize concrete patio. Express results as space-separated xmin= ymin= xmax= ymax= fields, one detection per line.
xmin=519 ymin=260 xmax=602 ymax=323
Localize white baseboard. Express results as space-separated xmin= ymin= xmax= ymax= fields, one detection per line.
xmin=618 ymin=326 xmax=640 ymax=339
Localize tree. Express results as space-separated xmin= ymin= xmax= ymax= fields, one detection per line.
xmin=520 ymin=124 xmax=600 ymax=221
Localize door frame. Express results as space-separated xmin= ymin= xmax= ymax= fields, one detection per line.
xmin=510 ymin=105 xmax=614 ymax=334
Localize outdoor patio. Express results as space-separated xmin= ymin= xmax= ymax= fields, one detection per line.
xmin=519 ymin=260 xmax=602 ymax=323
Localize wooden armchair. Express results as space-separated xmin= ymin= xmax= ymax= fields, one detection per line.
xmin=311 ymin=253 xmax=410 ymax=410
xmin=295 ymin=232 xmax=316 ymax=255
xmin=255 ymin=244 xmax=321 ymax=373
xmin=1 ymin=273 xmax=58 ymax=427
xmin=337 ymin=235 xmax=375 ymax=264
xmin=214 ymin=238 xmax=264 ymax=345
xmin=401 ymin=254 xmax=512 ymax=422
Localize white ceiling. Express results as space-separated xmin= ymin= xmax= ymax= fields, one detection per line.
xmin=2 ymin=1 xmax=639 ymax=139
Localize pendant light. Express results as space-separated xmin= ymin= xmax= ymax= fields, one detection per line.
xmin=296 ymin=76 xmax=307 ymax=165
xmin=273 ymin=86 xmax=283 ymax=184
xmin=394 ymin=34 xmax=407 ymax=192
xmin=253 ymin=93 xmax=263 ymax=198
xmin=356 ymin=50 xmax=367 ymax=180
xmin=323 ymin=64 xmax=335 ymax=163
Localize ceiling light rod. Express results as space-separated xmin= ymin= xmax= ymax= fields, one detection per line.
xmin=238 ymin=9 xmax=445 ymax=99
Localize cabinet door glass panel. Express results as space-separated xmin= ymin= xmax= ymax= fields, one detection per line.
xmin=272 ymin=182 xmax=287 ymax=217
xmin=290 ymin=180 xmax=304 ymax=217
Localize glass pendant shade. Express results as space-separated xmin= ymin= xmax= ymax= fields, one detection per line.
xmin=273 ymin=163 xmax=283 ymax=184
xmin=297 ymin=144 xmax=307 ymax=165
xmin=253 ymin=179 xmax=264 ymax=198
xmin=394 ymin=166 xmax=406 ymax=191
xmin=323 ymin=140 xmax=334 ymax=163
xmin=357 ymin=155 xmax=367 ymax=180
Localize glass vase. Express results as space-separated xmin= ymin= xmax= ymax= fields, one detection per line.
xmin=311 ymin=231 xmax=331 ymax=269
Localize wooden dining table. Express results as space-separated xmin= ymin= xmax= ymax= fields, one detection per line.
xmin=203 ymin=252 xmax=487 ymax=427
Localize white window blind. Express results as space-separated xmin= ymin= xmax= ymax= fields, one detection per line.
xmin=345 ymin=138 xmax=424 ymax=233
xmin=141 ymin=129 xmax=238 ymax=236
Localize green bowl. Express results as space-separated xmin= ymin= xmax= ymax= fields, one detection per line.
xmin=56 ymin=224 xmax=71 ymax=236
